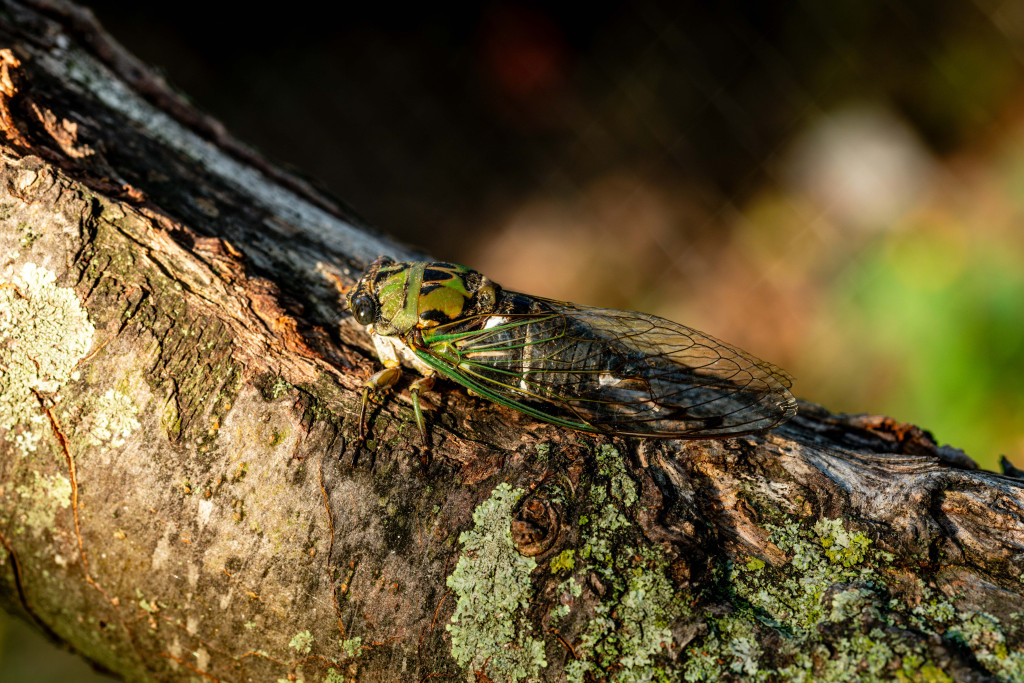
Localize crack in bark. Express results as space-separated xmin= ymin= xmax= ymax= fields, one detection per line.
xmin=31 ymin=388 xmax=145 ymax=666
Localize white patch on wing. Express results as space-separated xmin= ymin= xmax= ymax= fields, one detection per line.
xmin=483 ymin=316 xmax=509 ymax=329
xmin=466 ymin=350 xmax=507 ymax=359
xmin=599 ymin=373 xmax=623 ymax=387
xmin=519 ymin=371 xmax=533 ymax=392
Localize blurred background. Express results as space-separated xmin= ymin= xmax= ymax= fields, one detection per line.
xmin=4 ymin=1 xmax=1024 ymax=678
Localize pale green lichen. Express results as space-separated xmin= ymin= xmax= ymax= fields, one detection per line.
xmin=289 ymin=630 xmax=313 ymax=654
xmin=745 ymin=519 xmax=876 ymax=632
xmin=329 ymin=636 xmax=364 ymax=682
xmin=598 ymin=443 xmax=638 ymax=508
xmin=263 ymin=376 xmax=294 ymax=401
xmin=340 ymin=636 xmax=362 ymax=659
xmin=17 ymin=221 xmax=42 ymax=249
xmin=551 ymin=576 xmax=583 ymax=622
xmin=82 ymin=388 xmax=141 ymax=448
xmin=946 ymin=612 xmax=1024 ymax=681
xmin=745 ymin=557 xmax=766 ymax=572
xmin=579 ymin=445 xmax=639 ymax=573
xmin=720 ymin=618 xmax=762 ymax=676
xmin=0 ymin=262 xmax=95 ymax=455
xmin=814 ymin=517 xmax=872 ymax=567
xmin=550 ymin=549 xmax=575 ymax=574
xmin=682 ymin=518 xmax=1024 ymax=682
xmin=550 ymin=604 xmax=571 ymax=620
xmin=566 ymin=444 xmax=686 ymax=683
xmin=828 ymin=586 xmax=879 ymax=623
xmin=446 ymin=483 xmax=547 ymax=682
xmin=15 ymin=470 xmax=72 ymax=532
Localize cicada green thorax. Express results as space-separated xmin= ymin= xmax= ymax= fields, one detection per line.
xmin=348 ymin=257 xmax=501 ymax=339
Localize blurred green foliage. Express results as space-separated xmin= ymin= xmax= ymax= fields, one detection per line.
xmin=823 ymin=227 xmax=1024 ymax=470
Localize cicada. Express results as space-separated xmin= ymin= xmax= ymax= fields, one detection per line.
xmin=347 ymin=256 xmax=796 ymax=443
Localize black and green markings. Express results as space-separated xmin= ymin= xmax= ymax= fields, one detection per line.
xmin=347 ymin=256 xmax=796 ymax=444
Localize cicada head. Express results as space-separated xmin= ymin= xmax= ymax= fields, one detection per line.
xmin=347 ymin=257 xmax=502 ymax=337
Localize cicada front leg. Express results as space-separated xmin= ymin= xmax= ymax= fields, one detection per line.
xmin=358 ymin=363 xmax=402 ymax=442
xmin=360 ymin=332 xmax=437 ymax=448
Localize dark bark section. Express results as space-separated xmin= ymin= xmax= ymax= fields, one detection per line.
xmin=0 ymin=2 xmax=1022 ymax=682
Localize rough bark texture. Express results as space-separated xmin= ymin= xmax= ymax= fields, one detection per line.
xmin=1 ymin=2 xmax=1023 ymax=682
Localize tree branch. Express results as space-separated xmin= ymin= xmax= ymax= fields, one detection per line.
xmin=0 ymin=2 xmax=1022 ymax=681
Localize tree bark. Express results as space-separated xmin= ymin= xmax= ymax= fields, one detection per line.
xmin=1 ymin=2 xmax=1022 ymax=682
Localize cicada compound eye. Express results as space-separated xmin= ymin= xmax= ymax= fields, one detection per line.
xmin=350 ymin=294 xmax=377 ymax=326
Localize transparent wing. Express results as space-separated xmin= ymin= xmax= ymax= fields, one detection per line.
xmin=418 ymin=300 xmax=796 ymax=438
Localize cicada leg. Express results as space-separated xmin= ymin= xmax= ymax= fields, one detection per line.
xmin=359 ymin=363 xmax=402 ymax=441
xmin=409 ymin=373 xmax=435 ymax=445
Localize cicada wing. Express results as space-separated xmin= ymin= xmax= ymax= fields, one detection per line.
xmin=421 ymin=299 xmax=796 ymax=438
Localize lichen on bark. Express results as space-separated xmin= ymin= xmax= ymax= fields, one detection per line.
xmin=0 ymin=261 xmax=96 ymax=456
xmin=446 ymin=483 xmax=548 ymax=682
